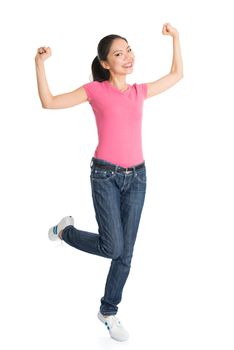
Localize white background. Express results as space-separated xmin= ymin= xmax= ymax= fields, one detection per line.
xmin=0 ymin=0 xmax=233 ymax=349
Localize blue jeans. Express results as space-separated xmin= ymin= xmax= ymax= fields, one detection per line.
xmin=62 ymin=157 xmax=147 ymax=315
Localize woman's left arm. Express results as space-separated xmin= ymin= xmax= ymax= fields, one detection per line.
xmin=145 ymin=23 xmax=184 ymax=99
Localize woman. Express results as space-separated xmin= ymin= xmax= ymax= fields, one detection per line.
xmin=35 ymin=22 xmax=183 ymax=342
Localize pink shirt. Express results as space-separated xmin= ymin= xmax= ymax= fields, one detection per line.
xmin=82 ymin=80 xmax=148 ymax=168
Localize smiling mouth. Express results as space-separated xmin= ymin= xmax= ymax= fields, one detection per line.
xmin=123 ymin=63 xmax=133 ymax=68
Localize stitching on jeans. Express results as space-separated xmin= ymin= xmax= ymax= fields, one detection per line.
xmin=136 ymin=169 xmax=147 ymax=183
xmin=91 ymin=182 xmax=103 ymax=233
xmin=91 ymin=168 xmax=116 ymax=182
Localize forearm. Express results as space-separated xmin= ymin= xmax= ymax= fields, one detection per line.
xmin=170 ymin=34 xmax=183 ymax=76
xmin=35 ymin=59 xmax=53 ymax=107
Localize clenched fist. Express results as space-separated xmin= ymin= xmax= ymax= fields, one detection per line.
xmin=35 ymin=46 xmax=52 ymax=62
xmin=162 ymin=23 xmax=179 ymax=37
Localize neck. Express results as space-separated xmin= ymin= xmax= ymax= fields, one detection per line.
xmin=108 ymin=75 xmax=128 ymax=90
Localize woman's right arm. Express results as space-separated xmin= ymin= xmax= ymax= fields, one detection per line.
xmin=35 ymin=46 xmax=88 ymax=109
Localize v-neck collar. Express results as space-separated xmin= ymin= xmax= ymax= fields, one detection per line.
xmin=104 ymin=80 xmax=131 ymax=94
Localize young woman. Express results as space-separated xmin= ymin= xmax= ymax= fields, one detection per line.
xmin=35 ymin=22 xmax=183 ymax=342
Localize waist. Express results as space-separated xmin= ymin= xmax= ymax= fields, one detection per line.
xmin=90 ymin=157 xmax=145 ymax=174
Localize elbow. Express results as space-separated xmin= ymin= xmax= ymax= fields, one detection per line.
xmin=177 ymin=72 xmax=183 ymax=80
xmin=41 ymin=97 xmax=53 ymax=109
xmin=176 ymin=73 xmax=183 ymax=82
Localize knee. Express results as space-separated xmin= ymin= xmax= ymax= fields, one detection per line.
xmin=111 ymin=247 xmax=123 ymax=260
xmin=104 ymin=242 xmax=124 ymax=260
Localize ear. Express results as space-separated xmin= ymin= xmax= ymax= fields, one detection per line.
xmin=100 ymin=60 xmax=110 ymax=70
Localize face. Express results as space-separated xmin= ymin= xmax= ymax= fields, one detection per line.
xmin=100 ymin=38 xmax=135 ymax=76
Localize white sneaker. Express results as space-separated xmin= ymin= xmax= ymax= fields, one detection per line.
xmin=48 ymin=216 xmax=74 ymax=241
xmin=97 ymin=311 xmax=129 ymax=342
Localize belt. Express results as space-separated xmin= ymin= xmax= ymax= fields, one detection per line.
xmin=91 ymin=159 xmax=145 ymax=173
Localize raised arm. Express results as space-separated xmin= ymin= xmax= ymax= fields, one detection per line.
xmin=145 ymin=23 xmax=183 ymax=99
xmin=35 ymin=46 xmax=88 ymax=109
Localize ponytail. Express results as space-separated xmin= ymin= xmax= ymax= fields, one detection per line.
xmin=91 ymin=56 xmax=110 ymax=82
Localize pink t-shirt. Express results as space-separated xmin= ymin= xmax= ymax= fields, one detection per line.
xmin=82 ymin=80 xmax=148 ymax=168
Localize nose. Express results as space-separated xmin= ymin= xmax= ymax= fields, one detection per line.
xmin=125 ymin=52 xmax=134 ymax=63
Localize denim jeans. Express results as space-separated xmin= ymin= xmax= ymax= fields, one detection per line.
xmin=62 ymin=157 xmax=147 ymax=315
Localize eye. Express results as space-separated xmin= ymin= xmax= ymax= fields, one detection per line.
xmin=115 ymin=48 xmax=132 ymax=57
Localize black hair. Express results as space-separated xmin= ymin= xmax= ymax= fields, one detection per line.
xmin=91 ymin=34 xmax=128 ymax=82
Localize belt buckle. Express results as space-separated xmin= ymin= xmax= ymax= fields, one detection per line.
xmin=125 ymin=167 xmax=131 ymax=174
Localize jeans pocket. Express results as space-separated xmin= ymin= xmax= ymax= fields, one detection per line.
xmin=135 ymin=168 xmax=147 ymax=183
xmin=90 ymin=168 xmax=116 ymax=182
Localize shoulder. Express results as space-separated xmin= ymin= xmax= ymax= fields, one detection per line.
xmin=82 ymin=80 xmax=102 ymax=90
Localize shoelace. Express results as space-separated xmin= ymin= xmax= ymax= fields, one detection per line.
xmin=105 ymin=315 xmax=122 ymax=329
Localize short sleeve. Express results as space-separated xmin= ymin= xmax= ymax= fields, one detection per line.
xmin=140 ymin=83 xmax=148 ymax=99
xmin=82 ymin=81 xmax=98 ymax=103
xmin=135 ymin=83 xmax=148 ymax=100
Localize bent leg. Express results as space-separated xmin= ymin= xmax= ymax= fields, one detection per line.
xmin=62 ymin=173 xmax=124 ymax=259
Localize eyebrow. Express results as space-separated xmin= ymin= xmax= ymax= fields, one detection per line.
xmin=112 ymin=45 xmax=131 ymax=54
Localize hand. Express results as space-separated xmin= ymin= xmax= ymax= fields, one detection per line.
xmin=35 ymin=46 xmax=52 ymax=62
xmin=162 ymin=23 xmax=178 ymax=37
